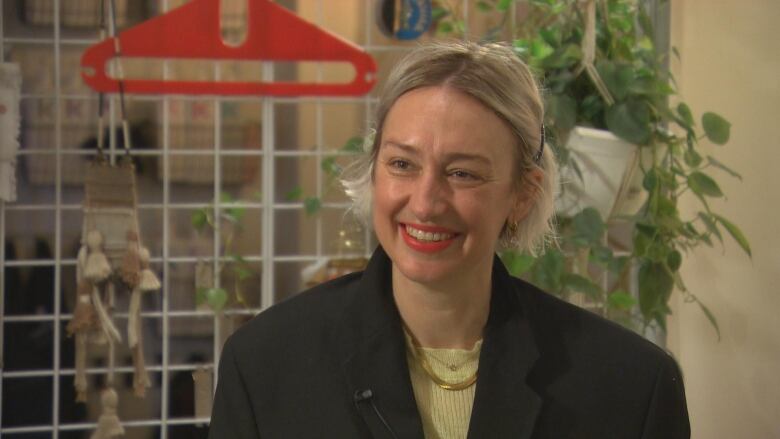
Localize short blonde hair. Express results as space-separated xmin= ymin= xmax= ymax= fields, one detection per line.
xmin=342 ymin=40 xmax=558 ymax=254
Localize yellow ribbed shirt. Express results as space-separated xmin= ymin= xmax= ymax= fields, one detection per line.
xmin=404 ymin=333 xmax=482 ymax=439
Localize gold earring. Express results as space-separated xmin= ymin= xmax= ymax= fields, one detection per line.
xmin=506 ymin=220 xmax=520 ymax=236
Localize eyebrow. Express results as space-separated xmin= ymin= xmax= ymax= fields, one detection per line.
xmin=382 ymin=141 xmax=493 ymax=166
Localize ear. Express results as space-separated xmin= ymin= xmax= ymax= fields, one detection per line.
xmin=509 ymin=168 xmax=544 ymax=224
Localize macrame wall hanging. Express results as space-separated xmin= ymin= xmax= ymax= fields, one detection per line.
xmin=65 ymin=1 xmax=160 ymax=438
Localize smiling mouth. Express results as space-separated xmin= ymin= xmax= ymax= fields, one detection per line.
xmin=404 ymin=225 xmax=455 ymax=242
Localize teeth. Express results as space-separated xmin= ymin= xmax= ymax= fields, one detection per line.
xmin=405 ymin=225 xmax=453 ymax=242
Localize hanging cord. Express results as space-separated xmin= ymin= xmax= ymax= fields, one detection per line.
xmin=96 ymin=0 xmax=107 ymax=159
xmin=577 ymin=0 xmax=615 ymax=106
xmin=97 ymin=0 xmax=132 ymax=158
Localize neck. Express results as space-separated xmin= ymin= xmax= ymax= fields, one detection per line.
xmin=392 ymin=262 xmax=492 ymax=350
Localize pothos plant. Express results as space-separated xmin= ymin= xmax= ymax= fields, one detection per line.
xmin=284 ymin=136 xmax=366 ymax=215
xmin=436 ymin=0 xmax=750 ymax=338
xmin=191 ymin=192 xmax=258 ymax=312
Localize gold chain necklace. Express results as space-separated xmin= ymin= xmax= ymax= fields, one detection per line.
xmin=404 ymin=329 xmax=479 ymax=391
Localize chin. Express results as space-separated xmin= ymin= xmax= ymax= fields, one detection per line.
xmin=392 ymin=255 xmax=462 ymax=286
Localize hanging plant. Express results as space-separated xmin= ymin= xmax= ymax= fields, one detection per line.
xmin=439 ymin=0 xmax=750 ymax=338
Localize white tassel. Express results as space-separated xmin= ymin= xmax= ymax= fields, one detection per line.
xmin=84 ymin=230 xmax=112 ymax=282
xmin=138 ymin=247 xmax=160 ymax=292
xmin=74 ymin=333 xmax=88 ymax=402
xmin=77 ymin=245 xmax=88 ymax=281
xmin=90 ymin=388 xmax=125 ymax=439
xmin=132 ymin=344 xmax=151 ymax=398
xmin=91 ymin=286 xmax=122 ymax=343
xmin=127 ymin=289 xmax=141 ymax=349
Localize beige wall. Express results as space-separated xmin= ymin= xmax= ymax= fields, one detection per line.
xmin=668 ymin=1 xmax=780 ymax=437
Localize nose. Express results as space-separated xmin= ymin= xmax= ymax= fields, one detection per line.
xmin=409 ymin=171 xmax=449 ymax=221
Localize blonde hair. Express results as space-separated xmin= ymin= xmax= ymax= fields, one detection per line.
xmin=342 ymin=40 xmax=558 ymax=254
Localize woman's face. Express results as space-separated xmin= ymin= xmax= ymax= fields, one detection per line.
xmin=373 ymin=86 xmax=532 ymax=287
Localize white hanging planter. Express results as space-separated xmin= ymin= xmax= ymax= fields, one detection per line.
xmin=555 ymin=126 xmax=646 ymax=220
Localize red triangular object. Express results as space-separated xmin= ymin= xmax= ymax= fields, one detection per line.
xmin=81 ymin=0 xmax=377 ymax=96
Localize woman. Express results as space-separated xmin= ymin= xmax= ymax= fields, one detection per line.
xmin=208 ymin=41 xmax=690 ymax=439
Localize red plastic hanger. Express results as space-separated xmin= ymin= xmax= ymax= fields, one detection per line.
xmin=81 ymin=0 xmax=377 ymax=96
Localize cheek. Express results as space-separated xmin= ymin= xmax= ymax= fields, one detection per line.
xmin=371 ymin=175 xmax=398 ymax=221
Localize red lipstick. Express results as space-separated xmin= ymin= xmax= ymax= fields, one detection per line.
xmin=399 ymin=223 xmax=458 ymax=254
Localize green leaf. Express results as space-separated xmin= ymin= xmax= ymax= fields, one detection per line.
xmin=706 ymin=156 xmax=742 ymax=181
xmin=562 ymin=273 xmax=601 ymax=297
xmin=590 ymin=245 xmax=613 ymax=265
xmin=642 ymin=168 xmax=658 ymax=191
xmin=437 ymin=21 xmax=454 ymax=34
xmin=606 ymin=101 xmax=652 ymax=145
xmin=608 ymin=256 xmax=629 ymax=274
xmin=532 ymin=249 xmax=565 ymax=293
xmin=321 ymin=156 xmax=341 ymax=177
xmin=702 ymin=112 xmax=731 ymax=145
xmin=695 ymin=298 xmax=721 ymax=340
xmin=223 ymin=206 xmax=246 ymax=223
xmin=542 ymin=44 xmax=582 ymax=69
xmin=198 ymin=287 xmax=228 ymax=312
xmin=688 ymin=172 xmax=724 ymax=197
xmin=572 ymin=207 xmax=606 ymax=246
xmin=304 ymin=197 xmax=322 ymax=215
xmin=497 ymin=0 xmax=514 ymax=11
xmin=530 ymin=37 xmax=555 ymax=61
xmin=501 ymin=251 xmax=536 ymax=276
xmin=285 ymin=186 xmax=303 ymax=201
xmin=667 ymin=250 xmax=682 ymax=272
xmin=638 ymin=262 xmax=674 ymax=321
xmin=713 ymin=214 xmax=752 ymax=257
xmin=342 ymin=136 xmax=365 ymax=153
xmin=234 ymin=265 xmax=253 ymax=281
xmin=677 ymin=103 xmax=694 ymax=128
xmin=431 ymin=7 xmax=449 ymax=21
xmin=698 ymin=212 xmax=723 ymax=243
xmin=545 ymin=94 xmax=577 ymax=133
xmin=684 ymin=148 xmax=703 ymax=167
xmin=597 ymin=61 xmax=635 ymax=101
xmin=607 ymin=291 xmax=637 ymax=311
xmin=191 ymin=209 xmax=208 ymax=231
xmin=219 ymin=192 xmax=234 ymax=203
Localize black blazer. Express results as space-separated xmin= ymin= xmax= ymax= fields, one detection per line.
xmin=208 ymin=247 xmax=690 ymax=438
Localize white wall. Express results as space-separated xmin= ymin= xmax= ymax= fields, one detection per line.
xmin=668 ymin=1 xmax=780 ymax=438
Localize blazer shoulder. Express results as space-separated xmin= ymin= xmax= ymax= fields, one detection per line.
xmin=511 ymin=276 xmax=676 ymax=368
xmin=226 ymin=271 xmax=362 ymax=353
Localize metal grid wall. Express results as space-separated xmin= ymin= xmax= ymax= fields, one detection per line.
xmin=0 ymin=0 xmax=665 ymax=436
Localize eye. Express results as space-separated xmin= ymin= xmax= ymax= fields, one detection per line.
xmin=389 ymin=159 xmax=411 ymax=170
xmin=448 ymin=169 xmax=480 ymax=181
xmin=385 ymin=158 xmax=419 ymax=176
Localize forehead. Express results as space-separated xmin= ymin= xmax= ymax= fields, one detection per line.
xmin=380 ymin=86 xmax=517 ymax=163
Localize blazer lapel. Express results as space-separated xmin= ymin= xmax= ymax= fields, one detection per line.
xmin=338 ymin=248 xmax=425 ymax=439
xmin=467 ymin=257 xmax=542 ymax=439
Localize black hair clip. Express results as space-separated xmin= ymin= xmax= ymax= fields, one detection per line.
xmin=533 ymin=124 xmax=545 ymax=164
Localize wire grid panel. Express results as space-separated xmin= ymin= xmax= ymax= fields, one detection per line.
xmin=0 ymin=0 xmax=416 ymax=437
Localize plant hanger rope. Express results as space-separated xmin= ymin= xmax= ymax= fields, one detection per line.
xmin=577 ymin=0 xmax=615 ymax=106
xmin=96 ymin=0 xmax=132 ymax=158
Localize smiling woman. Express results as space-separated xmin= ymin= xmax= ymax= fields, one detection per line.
xmin=208 ymin=41 xmax=691 ymax=439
